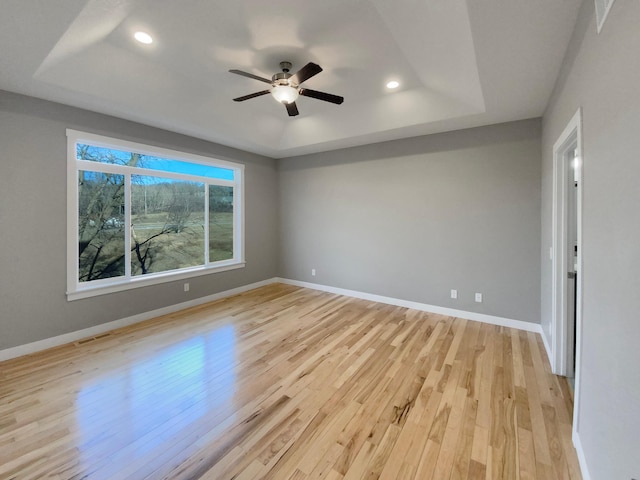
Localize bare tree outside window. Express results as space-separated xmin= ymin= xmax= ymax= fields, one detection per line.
xmin=78 ymin=171 xmax=126 ymax=281
xmin=131 ymin=177 xmax=205 ymax=275
xmin=77 ymin=146 xmax=142 ymax=282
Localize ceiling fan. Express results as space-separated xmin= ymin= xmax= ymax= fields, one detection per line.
xmin=229 ymin=61 xmax=344 ymax=117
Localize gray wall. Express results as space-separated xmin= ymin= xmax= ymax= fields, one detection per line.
xmin=541 ymin=0 xmax=640 ymax=477
xmin=278 ymin=119 xmax=542 ymax=323
xmin=0 ymin=91 xmax=279 ymax=350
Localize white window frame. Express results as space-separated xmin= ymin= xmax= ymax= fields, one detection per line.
xmin=67 ymin=129 xmax=245 ymax=301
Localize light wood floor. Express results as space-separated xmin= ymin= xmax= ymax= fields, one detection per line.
xmin=0 ymin=283 xmax=582 ymax=480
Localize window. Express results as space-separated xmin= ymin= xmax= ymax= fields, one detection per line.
xmin=67 ymin=130 xmax=244 ymax=300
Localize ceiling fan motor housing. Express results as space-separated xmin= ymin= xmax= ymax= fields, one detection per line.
xmin=272 ymin=71 xmax=296 ymax=87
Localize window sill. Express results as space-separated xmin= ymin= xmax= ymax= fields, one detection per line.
xmin=67 ymin=262 xmax=246 ymax=301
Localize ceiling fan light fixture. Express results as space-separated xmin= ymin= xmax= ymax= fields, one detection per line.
xmin=271 ymin=85 xmax=299 ymax=104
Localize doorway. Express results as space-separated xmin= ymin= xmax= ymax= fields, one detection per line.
xmin=565 ymin=147 xmax=578 ymax=385
xmin=551 ymin=109 xmax=583 ymax=412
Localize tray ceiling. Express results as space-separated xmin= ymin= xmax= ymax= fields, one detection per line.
xmin=0 ymin=0 xmax=581 ymax=157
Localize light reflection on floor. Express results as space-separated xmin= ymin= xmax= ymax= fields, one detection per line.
xmin=75 ymin=324 xmax=237 ymax=463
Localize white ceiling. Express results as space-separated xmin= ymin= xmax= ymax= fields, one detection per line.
xmin=0 ymin=0 xmax=581 ymax=158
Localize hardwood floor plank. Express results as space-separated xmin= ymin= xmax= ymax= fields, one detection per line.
xmin=523 ymin=364 xmax=556 ymax=477
xmin=518 ymin=426 xmax=537 ymax=480
xmin=449 ymin=396 xmax=478 ymax=480
xmin=0 ymin=284 xmax=582 ymax=480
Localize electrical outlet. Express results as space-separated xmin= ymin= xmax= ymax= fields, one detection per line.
xmin=475 ymin=293 xmax=482 ymax=303
xmin=311 ymin=268 xmax=316 ymax=276
xmin=184 ymin=282 xmax=190 ymax=292
xmin=450 ymin=289 xmax=457 ymax=299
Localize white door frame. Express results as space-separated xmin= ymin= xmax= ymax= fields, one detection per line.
xmin=551 ymin=108 xmax=583 ymax=430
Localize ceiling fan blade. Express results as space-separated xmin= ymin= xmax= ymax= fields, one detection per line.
xmin=299 ymin=88 xmax=344 ymax=105
xmin=290 ymin=62 xmax=323 ymax=85
xmin=233 ymin=90 xmax=270 ymax=102
xmin=285 ymin=102 xmax=299 ymax=117
xmin=229 ymin=69 xmax=272 ymax=84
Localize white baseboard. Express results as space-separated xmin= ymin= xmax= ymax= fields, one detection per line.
xmin=0 ymin=278 xmax=278 ymax=362
xmin=1 ymin=277 xmax=544 ymax=362
xmin=276 ymin=278 xmax=543 ymax=334
xmin=572 ymin=430 xmax=591 ymax=480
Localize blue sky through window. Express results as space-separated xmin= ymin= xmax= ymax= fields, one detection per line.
xmin=77 ymin=144 xmax=234 ymax=181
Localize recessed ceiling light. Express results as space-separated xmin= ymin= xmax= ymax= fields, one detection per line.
xmin=134 ymin=31 xmax=153 ymax=44
xmin=386 ymin=80 xmax=400 ymax=89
